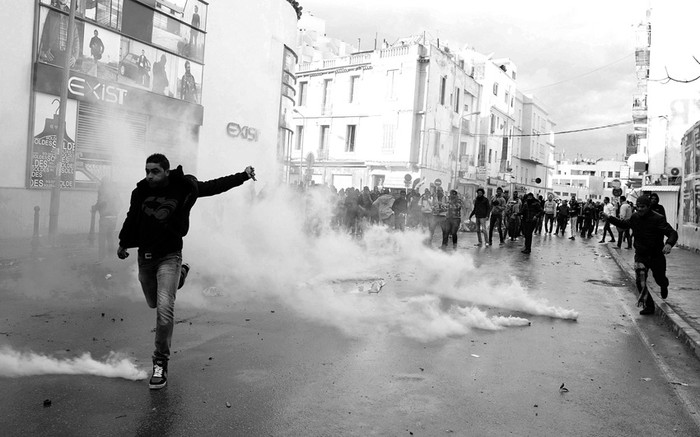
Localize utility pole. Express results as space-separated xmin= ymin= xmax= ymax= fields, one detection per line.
xmin=48 ymin=0 xmax=77 ymax=245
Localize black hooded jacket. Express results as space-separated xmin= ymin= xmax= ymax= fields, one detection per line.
xmin=118 ymin=165 xmax=250 ymax=256
xmin=607 ymin=210 xmax=678 ymax=256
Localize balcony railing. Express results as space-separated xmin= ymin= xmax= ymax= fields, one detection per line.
xmin=298 ymin=52 xmax=374 ymax=73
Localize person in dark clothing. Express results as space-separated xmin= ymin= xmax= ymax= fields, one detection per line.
xmin=469 ymin=188 xmax=491 ymax=246
xmin=581 ymin=199 xmax=596 ymax=238
xmin=488 ymin=187 xmax=506 ymax=246
xmin=118 ymin=153 xmax=255 ymax=389
xmin=443 ymin=189 xmax=464 ymax=249
xmin=392 ymin=191 xmax=408 ymax=231
xmin=568 ymin=195 xmax=581 ymax=240
xmin=520 ymin=193 xmax=543 ymax=254
xmin=649 ymin=192 xmax=666 ymax=218
xmin=555 ymin=199 xmax=569 ymax=236
xmin=604 ymin=195 xmax=678 ymax=315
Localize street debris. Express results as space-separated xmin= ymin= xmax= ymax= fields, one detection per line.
xmin=43 ymin=399 xmax=52 ymax=407
xmin=368 ymin=279 xmax=386 ymax=294
xmin=670 ymin=381 xmax=689 ymax=387
xmin=470 ymin=354 xmax=480 ymax=358
xmin=559 ymin=383 xmax=569 ymax=392
xmin=226 ymin=402 xmax=231 ymax=408
xmin=105 ymin=274 xmax=112 ymax=280
xmin=202 ymin=286 xmax=224 ymax=297
xmin=641 ymin=378 xmax=652 ymax=382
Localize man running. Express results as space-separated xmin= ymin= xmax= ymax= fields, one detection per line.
xmin=118 ymin=153 xmax=255 ymax=389
xmin=604 ymin=195 xmax=677 ymax=315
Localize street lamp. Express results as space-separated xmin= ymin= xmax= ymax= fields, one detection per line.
xmin=453 ymin=111 xmax=481 ymax=189
xmin=292 ymin=108 xmax=305 ymax=185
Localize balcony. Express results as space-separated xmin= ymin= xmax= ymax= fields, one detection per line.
xmin=297 ymin=52 xmax=374 ymax=73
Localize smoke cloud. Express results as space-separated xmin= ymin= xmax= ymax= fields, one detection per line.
xmin=0 ymin=346 xmax=147 ymax=380
xmin=178 ymin=185 xmax=578 ymax=342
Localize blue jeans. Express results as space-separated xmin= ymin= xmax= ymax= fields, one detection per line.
xmin=138 ymin=251 xmax=182 ymax=362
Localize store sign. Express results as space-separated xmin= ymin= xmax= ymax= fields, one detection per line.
xmin=226 ymin=122 xmax=259 ymax=142
xmin=67 ymin=76 xmax=128 ymax=105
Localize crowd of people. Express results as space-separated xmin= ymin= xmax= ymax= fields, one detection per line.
xmin=308 ymin=183 xmax=668 ymax=254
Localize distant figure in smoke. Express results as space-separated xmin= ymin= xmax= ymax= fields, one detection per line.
xmin=603 ymin=195 xmax=677 ymax=316
xmin=117 ymin=153 xmax=255 ymax=389
xmin=152 ymin=54 xmax=169 ymax=95
xmin=92 ymin=177 xmax=120 ymax=263
xmin=180 ymin=61 xmax=198 ymax=103
xmin=189 ymin=5 xmax=201 ymax=55
xmin=520 ymin=193 xmax=543 ymax=254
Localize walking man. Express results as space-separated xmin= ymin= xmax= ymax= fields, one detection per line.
xmin=568 ymin=195 xmax=580 ymax=240
xmin=543 ymin=193 xmax=556 ymax=234
xmin=520 ymin=193 xmax=543 ymax=254
xmin=469 ymin=187 xmax=490 ymax=246
xmin=599 ymin=197 xmax=616 ymax=243
xmin=616 ymin=195 xmax=632 ymax=249
xmin=488 ymin=187 xmax=506 ymax=246
xmin=117 ymin=153 xmax=255 ymax=389
xmin=443 ymin=189 xmax=464 ymax=249
xmin=604 ymin=195 xmax=678 ymax=315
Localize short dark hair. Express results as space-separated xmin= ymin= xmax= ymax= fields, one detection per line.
xmin=146 ymin=153 xmax=170 ymax=171
xmin=620 ymin=195 xmax=626 ymax=201
xmin=636 ymin=195 xmax=651 ymax=206
xmin=476 ymin=188 xmax=485 ymax=194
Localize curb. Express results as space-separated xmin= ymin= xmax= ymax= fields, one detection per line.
xmin=606 ymin=245 xmax=700 ymax=363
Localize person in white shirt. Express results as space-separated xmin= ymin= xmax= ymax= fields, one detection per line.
xmin=616 ymin=195 xmax=633 ymax=249
xmin=599 ymin=197 xmax=616 ymax=243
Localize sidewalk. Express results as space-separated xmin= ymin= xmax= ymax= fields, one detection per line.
xmin=607 ymin=243 xmax=700 ymax=362
xmin=0 ymin=233 xmax=96 ymax=266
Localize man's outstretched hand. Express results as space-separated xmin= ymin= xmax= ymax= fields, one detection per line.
xmin=117 ymin=246 xmax=129 ymax=259
xmin=245 ymin=166 xmax=256 ymax=181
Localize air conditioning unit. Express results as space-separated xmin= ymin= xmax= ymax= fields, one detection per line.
xmin=670 ymin=167 xmax=681 ymax=177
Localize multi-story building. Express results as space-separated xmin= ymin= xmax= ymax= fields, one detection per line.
xmin=511 ymin=93 xmax=556 ymax=197
xmin=291 ymin=37 xmax=481 ymax=197
xmin=1 ymin=0 xmax=299 ymax=237
xmin=633 ymin=1 xmax=700 ymax=248
xmin=551 ymin=158 xmax=631 ymax=201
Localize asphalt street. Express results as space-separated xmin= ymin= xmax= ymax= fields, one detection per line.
xmin=1 ymin=228 xmax=700 ymax=437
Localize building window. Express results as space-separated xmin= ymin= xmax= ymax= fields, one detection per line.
xmin=454 ymin=87 xmax=460 ymax=113
xmin=439 ymin=76 xmax=447 ymax=105
xmin=383 ymin=124 xmax=395 ymax=153
xmin=322 ymin=79 xmax=332 ymax=110
xmin=505 ymin=91 xmax=509 ymax=105
xmin=493 ymin=82 xmax=499 ymax=96
xmin=614 ymin=171 xmax=620 ymax=177
xmin=433 ymin=131 xmax=441 ymax=157
xmin=345 ymin=125 xmax=356 ymax=152
xmin=386 ymin=69 xmax=398 ymax=100
xmin=349 ymin=76 xmax=358 ymax=103
xmin=298 ymin=82 xmax=307 ymax=106
xmin=319 ymin=125 xmax=329 ymax=156
xmin=295 ymin=125 xmax=304 ymax=150
xmin=490 ymin=114 xmax=496 ymax=134
xmin=488 ymin=149 xmax=492 ymax=163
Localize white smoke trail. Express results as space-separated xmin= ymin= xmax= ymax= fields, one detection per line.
xmin=0 ymin=346 xmax=147 ymax=380
xmin=165 ymin=184 xmax=579 ymax=342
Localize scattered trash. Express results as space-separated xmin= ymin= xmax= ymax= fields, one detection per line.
xmin=202 ymin=287 xmax=224 ymax=297
xmin=670 ymin=381 xmax=689 ymax=387
xmin=641 ymin=378 xmax=652 ymax=382
xmin=368 ymin=279 xmax=386 ymax=294
xmin=226 ymin=402 xmax=231 ymax=408
xmin=43 ymin=399 xmax=52 ymax=407
xmin=559 ymin=383 xmax=569 ymax=392
xmin=470 ymin=354 xmax=480 ymax=358
xmin=419 ymin=367 xmax=424 ymax=372
xmin=105 ymin=274 xmax=112 ymax=280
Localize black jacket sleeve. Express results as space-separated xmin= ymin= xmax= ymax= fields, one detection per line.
xmin=118 ymin=188 xmax=141 ymax=248
xmin=197 ymin=172 xmax=250 ymax=198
